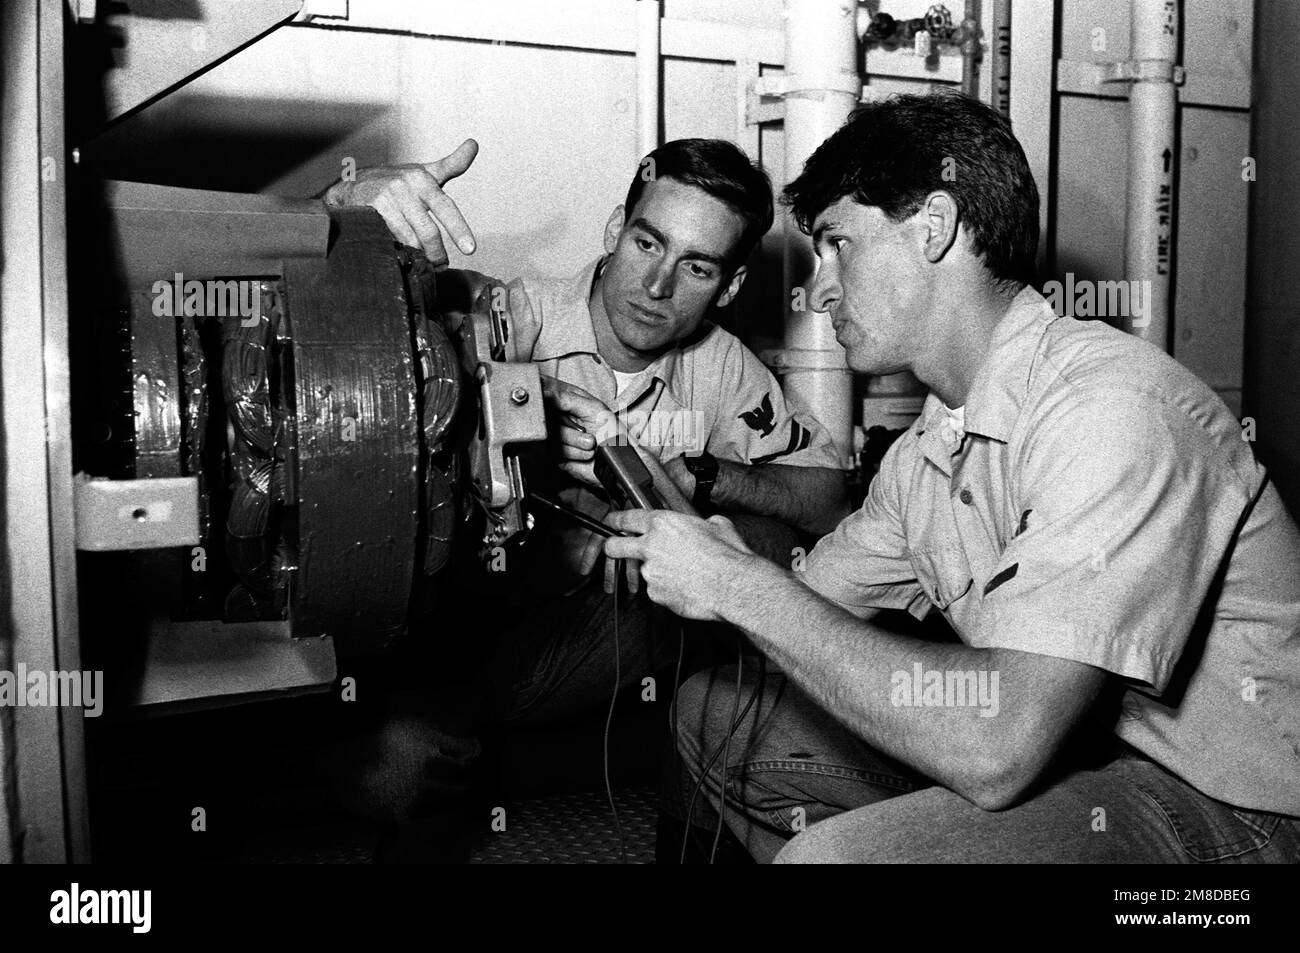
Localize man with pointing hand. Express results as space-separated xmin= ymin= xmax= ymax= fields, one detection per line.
xmin=323 ymin=138 xmax=848 ymax=855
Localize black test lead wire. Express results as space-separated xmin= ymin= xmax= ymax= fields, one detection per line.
xmin=680 ymin=654 xmax=763 ymax=864
xmin=604 ymin=560 xmax=629 ymax=864
xmin=710 ymin=645 xmax=744 ymax=864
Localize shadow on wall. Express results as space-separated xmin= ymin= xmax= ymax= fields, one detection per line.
xmin=1 ymin=1 xmax=24 ymax=863
xmin=1037 ymin=255 xmax=1129 ymax=330
xmin=709 ymin=241 xmax=784 ymax=353
xmin=0 ymin=215 xmax=12 ymax=866
xmin=78 ymin=92 xmax=396 ymax=195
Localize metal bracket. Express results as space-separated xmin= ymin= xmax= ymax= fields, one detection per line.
xmin=66 ymin=0 xmax=96 ymax=24
xmin=746 ymin=71 xmax=865 ymax=126
xmin=455 ymin=284 xmax=547 ymax=548
xmin=470 ymin=359 xmax=546 ymax=507
xmin=297 ymin=0 xmax=348 ymax=21
xmin=74 ymin=474 xmax=199 ymax=551
xmin=1097 ymin=59 xmax=1187 ymax=86
xmin=759 ymin=347 xmax=850 ymax=372
xmin=746 ymin=76 xmax=786 ymax=126
xmin=1057 ymin=58 xmax=1243 ymax=108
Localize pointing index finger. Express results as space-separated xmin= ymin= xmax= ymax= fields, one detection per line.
xmin=424 ymin=138 xmax=479 ymax=184
xmin=422 ymin=139 xmax=479 ymax=254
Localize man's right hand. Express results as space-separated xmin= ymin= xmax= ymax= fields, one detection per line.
xmin=323 ymin=138 xmax=479 ymax=267
xmin=540 ymin=376 xmax=618 ymax=488
xmin=539 ymin=377 xmax=647 ymax=594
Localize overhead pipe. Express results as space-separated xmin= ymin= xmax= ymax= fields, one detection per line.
xmin=635 ymin=0 xmax=661 ymax=158
xmin=1122 ymin=0 xmax=1179 ymax=349
xmin=775 ymin=0 xmax=861 ymax=469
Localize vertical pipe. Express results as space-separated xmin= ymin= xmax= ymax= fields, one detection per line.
xmin=781 ymin=0 xmax=860 ymax=469
xmin=2 ymin=0 xmax=85 ymax=863
xmin=991 ymin=0 xmax=1011 ymax=116
xmin=635 ymin=0 xmax=661 ymax=158
xmin=1122 ymin=0 xmax=1178 ymax=349
xmin=960 ymin=2 xmax=981 ymax=100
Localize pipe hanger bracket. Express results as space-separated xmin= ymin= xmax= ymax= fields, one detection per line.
xmin=1099 ymin=59 xmax=1187 ymax=86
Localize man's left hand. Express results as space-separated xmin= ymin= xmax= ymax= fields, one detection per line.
xmin=323 ymin=139 xmax=479 ymax=267
xmin=603 ymin=510 xmax=755 ymax=621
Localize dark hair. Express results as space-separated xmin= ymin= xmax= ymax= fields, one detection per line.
xmin=624 ymin=138 xmax=774 ymax=266
xmin=783 ymin=92 xmax=1040 ymax=288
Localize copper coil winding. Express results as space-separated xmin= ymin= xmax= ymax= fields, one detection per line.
xmin=227 ymin=458 xmax=275 ymax=597
xmin=424 ymin=463 xmax=455 ymax=575
xmin=221 ymin=318 xmax=274 ymax=454
xmin=415 ymin=318 xmax=460 ymax=450
xmin=413 ymin=315 xmax=461 ymax=577
xmin=180 ymin=314 xmax=209 ymax=539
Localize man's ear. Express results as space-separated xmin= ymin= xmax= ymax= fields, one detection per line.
xmin=603 ymin=205 xmax=626 ymax=254
xmin=715 ymin=264 xmax=748 ymax=309
xmin=922 ymin=191 xmax=960 ymax=264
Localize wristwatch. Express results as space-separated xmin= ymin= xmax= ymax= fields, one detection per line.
xmin=683 ymin=451 xmax=719 ymax=510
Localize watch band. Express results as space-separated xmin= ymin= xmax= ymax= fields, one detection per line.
xmin=683 ymin=451 xmax=718 ymax=509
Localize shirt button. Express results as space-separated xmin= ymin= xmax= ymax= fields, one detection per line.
xmin=959 ymin=487 xmax=974 ymax=505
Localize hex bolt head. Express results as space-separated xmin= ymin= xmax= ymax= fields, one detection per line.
xmin=509 ymin=387 xmax=530 ymax=406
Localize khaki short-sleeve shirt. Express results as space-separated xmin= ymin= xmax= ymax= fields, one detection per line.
xmin=803 ymin=288 xmax=1300 ymax=815
xmin=507 ymin=258 xmax=840 ymax=469
xmin=506 ymin=257 xmax=839 ymax=593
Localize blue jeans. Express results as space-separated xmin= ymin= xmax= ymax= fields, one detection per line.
xmin=669 ymin=662 xmax=1300 ymax=863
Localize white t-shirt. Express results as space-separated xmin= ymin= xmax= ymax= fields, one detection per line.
xmin=611 ymin=367 xmax=639 ymax=397
xmin=943 ymin=404 xmax=966 ymax=441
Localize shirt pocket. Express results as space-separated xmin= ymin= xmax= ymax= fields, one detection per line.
xmin=909 ymin=547 xmax=974 ymax=611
